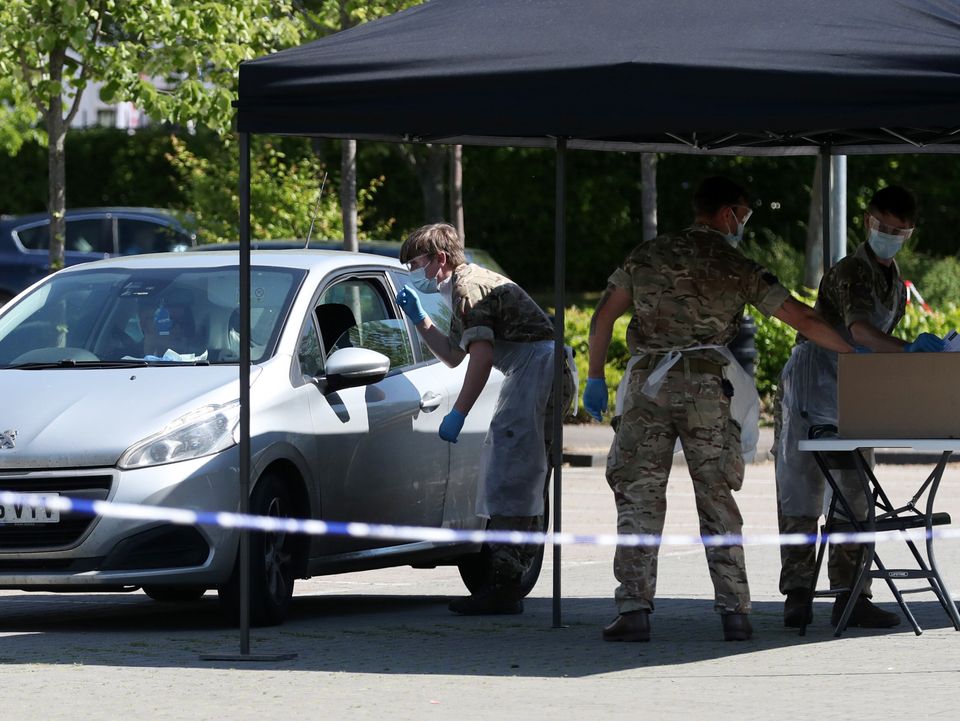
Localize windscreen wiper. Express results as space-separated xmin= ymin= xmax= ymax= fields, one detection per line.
xmin=6 ymin=359 xmax=151 ymax=370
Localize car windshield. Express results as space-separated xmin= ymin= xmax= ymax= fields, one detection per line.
xmin=0 ymin=265 xmax=305 ymax=368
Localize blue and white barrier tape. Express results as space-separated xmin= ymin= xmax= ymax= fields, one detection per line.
xmin=0 ymin=489 xmax=955 ymax=548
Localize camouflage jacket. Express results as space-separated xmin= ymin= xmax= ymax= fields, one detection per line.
xmin=613 ymin=226 xmax=790 ymax=361
xmin=449 ymin=264 xmax=553 ymax=350
xmin=798 ymin=241 xmax=905 ymax=344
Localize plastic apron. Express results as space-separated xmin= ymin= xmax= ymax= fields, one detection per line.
xmin=615 ymin=345 xmax=760 ymax=463
xmin=476 ymin=339 xmax=571 ymax=518
xmin=776 ymin=302 xmax=898 ymax=516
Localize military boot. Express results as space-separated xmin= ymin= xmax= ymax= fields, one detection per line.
xmin=721 ymin=613 xmax=753 ymax=641
xmin=602 ymin=610 xmax=651 ymax=642
xmin=831 ymin=593 xmax=900 ymax=628
xmin=448 ymin=583 xmax=523 ymax=615
xmin=783 ymin=589 xmax=813 ymax=628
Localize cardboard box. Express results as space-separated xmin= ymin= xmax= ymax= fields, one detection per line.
xmin=839 ymin=353 xmax=960 ymax=438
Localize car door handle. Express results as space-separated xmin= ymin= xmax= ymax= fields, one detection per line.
xmin=420 ymin=391 xmax=443 ymax=412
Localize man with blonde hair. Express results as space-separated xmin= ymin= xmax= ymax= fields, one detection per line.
xmin=397 ymin=222 xmax=573 ymax=615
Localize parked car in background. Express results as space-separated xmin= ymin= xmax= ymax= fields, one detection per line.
xmin=0 ymin=249 xmax=544 ymax=626
xmin=191 ymin=238 xmax=508 ymax=276
xmin=0 ymin=208 xmax=197 ymax=306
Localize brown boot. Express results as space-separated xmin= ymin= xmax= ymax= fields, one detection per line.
xmin=721 ymin=613 xmax=753 ymax=641
xmin=602 ymin=610 xmax=651 ymax=642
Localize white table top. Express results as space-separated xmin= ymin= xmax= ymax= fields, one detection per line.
xmin=799 ymin=438 xmax=960 ymax=452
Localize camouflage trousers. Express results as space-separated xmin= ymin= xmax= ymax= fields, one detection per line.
xmin=607 ymin=365 xmax=748 ymax=614
xmin=488 ymin=514 xmax=541 ymax=587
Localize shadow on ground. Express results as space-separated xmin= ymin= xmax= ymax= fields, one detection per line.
xmin=0 ymin=592 xmax=954 ymax=676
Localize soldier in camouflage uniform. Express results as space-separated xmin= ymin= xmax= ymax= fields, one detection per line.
xmin=396 ymin=223 xmax=574 ymax=616
xmin=584 ymin=176 xmax=854 ymax=642
xmin=775 ymin=185 xmax=944 ymax=630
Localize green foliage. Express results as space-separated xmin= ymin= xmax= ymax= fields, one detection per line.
xmin=919 ymin=257 xmax=960 ymax=308
xmin=166 ymin=133 xmax=392 ymax=243
xmin=0 ymin=0 xmax=304 ymax=146
xmin=752 ymin=306 xmax=798 ymax=405
xmin=892 ymin=302 xmax=960 ymax=341
xmin=563 ymin=305 xmax=631 ymax=422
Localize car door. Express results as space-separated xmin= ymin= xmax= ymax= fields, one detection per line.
xmin=299 ymin=270 xmax=451 ymax=554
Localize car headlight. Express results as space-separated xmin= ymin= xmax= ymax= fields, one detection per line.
xmin=118 ymin=400 xmax=241 ymax=469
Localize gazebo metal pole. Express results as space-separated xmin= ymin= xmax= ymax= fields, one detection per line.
xmin=552 ymin=137 xmax=567 ymax=629
xmin=237 ymin=131 xmax=252 ymax=655
xmin=820 ymin=144 xmax=833 ymax=273
xmin=200 ymin=131 xmax=295 ymax=662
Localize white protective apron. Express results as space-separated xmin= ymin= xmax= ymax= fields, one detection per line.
xmin=615 ymin=345 xmax=760 ymax=463
xmin=476 ymin=340 xmax=574 ymax=518
xmin=776 ymin=302 xmax=898 ymax=516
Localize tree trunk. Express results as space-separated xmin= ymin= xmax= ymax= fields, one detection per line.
xmin=396 ymin=144 xmax=447 ymax=222
xmin=46 ymin=50 xmax=67 ymax=272
xmin=340 ymin=139 xmax=358 ymax=251
xmin=640 ymin=153 xmax=658 ymax=241
xmin=804 ymin=156 xmax=823 ymax=289
xmin=449 ymin=145 xmax=464 ymax=241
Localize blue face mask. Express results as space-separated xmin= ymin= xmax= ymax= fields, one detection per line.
xmin=410 ymin=266 xmax=440 ymax=294
xmin=724 ymin=205 xmax=751 ymax=248
xmin=867 ymin=229 xmax=904 ymax=260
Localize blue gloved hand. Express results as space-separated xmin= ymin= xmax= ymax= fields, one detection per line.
xmin=905 ymin=332 xmax=946 ymax=353
xmin=439 ymin=408 xmax=466 ymax=443
xmin=396 ymin=284 xmax=427 ymax=325
xmin=853 ymin=345 xmax=872 ymax=354
xmin=583 ymin=377 xmax=608 ymax=422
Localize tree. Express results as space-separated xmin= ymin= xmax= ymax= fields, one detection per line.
xmin=293 ymin=1 xmax=423 ymax=250
xmin=0 ymin=0 xmax=302 ymax=270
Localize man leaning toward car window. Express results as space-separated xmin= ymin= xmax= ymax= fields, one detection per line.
xmin=397 ymin=223 xmax=574 ymax=616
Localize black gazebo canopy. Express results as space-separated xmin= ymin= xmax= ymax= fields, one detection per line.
xmin=238 ymin=0 xmax=960 ymax=154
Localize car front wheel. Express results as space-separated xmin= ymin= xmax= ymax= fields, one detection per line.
xmin=218 ymin=472 xmax=299 ymax=626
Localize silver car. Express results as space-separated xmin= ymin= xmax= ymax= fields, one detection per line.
xmin=0 ymin=250 xmax=548 ymax=625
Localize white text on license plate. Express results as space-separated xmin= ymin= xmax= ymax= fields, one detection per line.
xmin=0 ymin=494 xmax=60 ymax=524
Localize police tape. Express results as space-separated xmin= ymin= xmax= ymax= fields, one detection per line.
xmin=2 ymin=489 xmax=958 ymax=549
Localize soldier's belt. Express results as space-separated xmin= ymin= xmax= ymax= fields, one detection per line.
xmin=633 ymin=355 xmax=724 ymax=375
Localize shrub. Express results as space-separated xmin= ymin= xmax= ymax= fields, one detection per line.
xmin=563 ymin=305 xmax=631 ymax=422
xmin=919 ymin=256 xmax=960 ymax=309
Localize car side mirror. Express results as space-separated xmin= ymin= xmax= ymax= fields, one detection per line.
xmin=321 ymin=347 xmax=390 ymax=393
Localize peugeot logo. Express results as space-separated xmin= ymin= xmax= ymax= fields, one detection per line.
xmin=0 ymin=430 xmax=16 ymax=449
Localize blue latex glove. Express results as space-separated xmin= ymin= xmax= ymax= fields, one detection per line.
xmin=439 ymin=408 xmax=466 ymax=443
xmin=853 ymin=345 xmax=872 ymax=354
xmin=583 ymin=377 xmax=608 ymax=422
xmin=396 ymin=284 xmax=427 ymax=325
xmin=905 ymin=332 xmax=946 ymax=353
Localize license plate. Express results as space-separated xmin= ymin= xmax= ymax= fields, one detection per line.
xmin=0 ymin=494 xmax=60 ymax=524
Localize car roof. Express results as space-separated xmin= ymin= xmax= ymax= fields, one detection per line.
xmin=0 ymin=207 xmax=187 ymax=228
xmin=52 ymin=248 xmax=403 ymax=275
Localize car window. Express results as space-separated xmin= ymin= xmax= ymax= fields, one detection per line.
xmin=0 ymin=266 xmax=304 ymax=367
xmin=316 ymin=277 xmax=414 ymax=371
xmin=15 ymin=219 xmax=110 ymax=254
xmin=389 ymin=268 xmax=452 ymax=362
xmin=118 ymin=218 xmax=192 ymax=255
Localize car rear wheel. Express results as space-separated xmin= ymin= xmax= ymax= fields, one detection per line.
xmin=457 ymin=472 xmax=550 ymax=598
xmin=218 ymin=472 xmax=299 ymax=626
xmin=142 ymin=585 xmax=207 ymax=603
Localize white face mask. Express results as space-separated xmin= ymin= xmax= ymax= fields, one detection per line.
xmin=410 ymin=265 xmax=440 ymax=294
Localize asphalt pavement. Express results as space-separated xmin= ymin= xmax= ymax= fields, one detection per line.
xmin=3 ymin=458 xmax=960 ymax=720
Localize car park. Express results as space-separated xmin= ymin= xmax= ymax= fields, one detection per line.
xmin=0 ymin=249 xmax=551 ymax=625
xmin=0 ymin=208 xmax=197 ymax=306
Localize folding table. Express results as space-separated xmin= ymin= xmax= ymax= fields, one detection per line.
xmin=797 ymin=438 xmax=960 ymax=636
